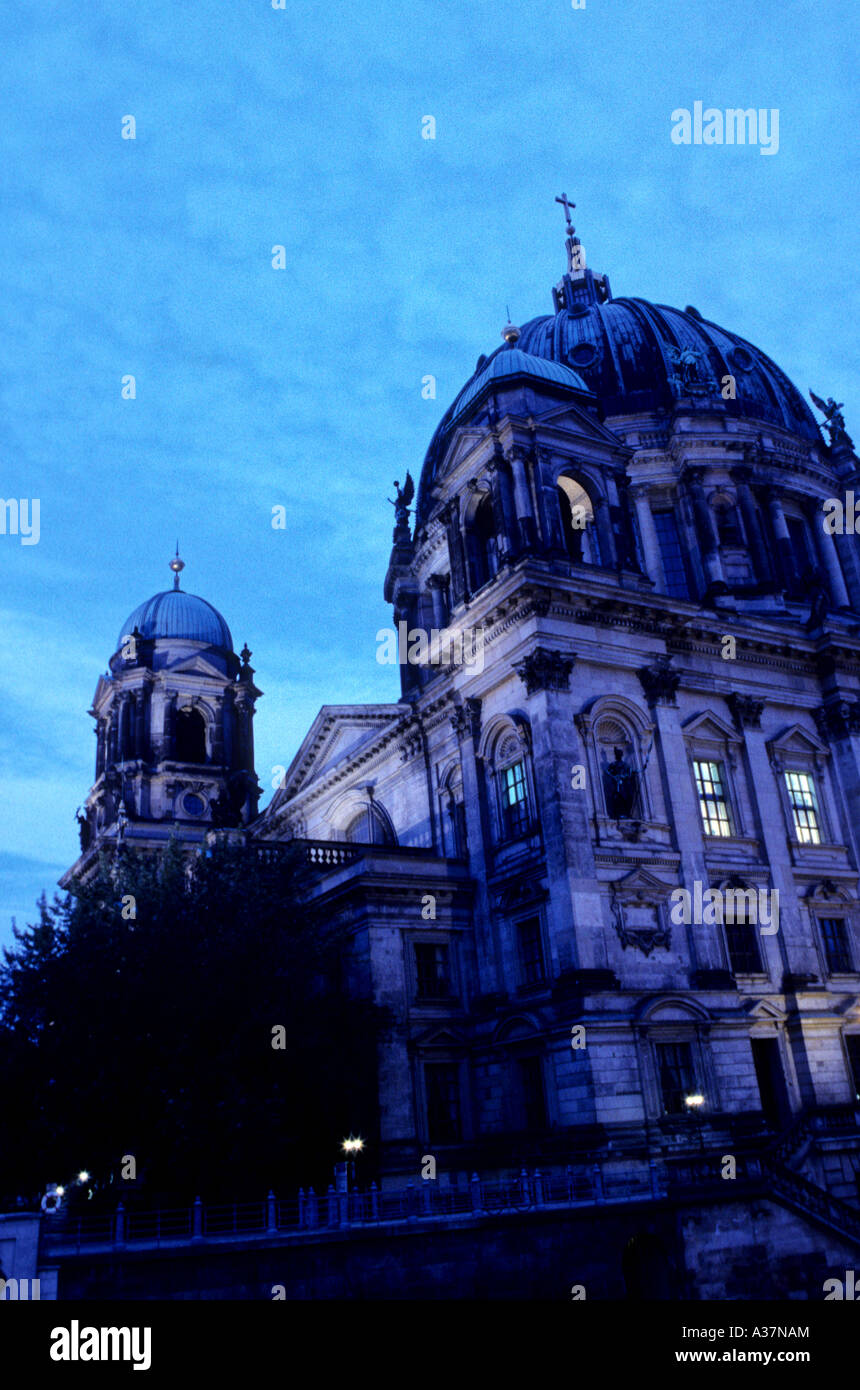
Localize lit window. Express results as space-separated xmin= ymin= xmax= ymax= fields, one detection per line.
xmin=820 ymin=918 xmax=853 ymax=974
xmin=784 ymin=771 xmax=820 ymax=844
xmin=501 ymin=759 xmax=530 ymax=837
xmin=693 ymin=760 xmax=733 ymax=837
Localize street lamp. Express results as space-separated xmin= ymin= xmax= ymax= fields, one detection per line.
xmin=684 ymin=1093 xmax=705 ymax=1151
xmin=341 ymin=1136 xmax=364 ymax=1190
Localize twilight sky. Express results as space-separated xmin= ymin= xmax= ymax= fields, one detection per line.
xmin=1 ymin=0 xmax=857 ymax=946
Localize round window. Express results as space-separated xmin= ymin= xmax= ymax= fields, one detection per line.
xmin=569 ymin=342 xmax=598 ymax=367
xmin=183 ymin=793 xmax=205 ymax=816
xmin=728 ymin=346 xmax=755 ymax=372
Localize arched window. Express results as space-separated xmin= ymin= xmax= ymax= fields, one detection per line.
xmin=495 ymin=730 xmax=533 ymax=840
xmin=175 ymin=707 xmax=207 ymax=764
xmin=466 ymin=495 xmax=498 ymax=593
xmin=557 ymin=476 xmax=601 ymax=564
xmin=344 ymin=804 xmax=395 ymax=845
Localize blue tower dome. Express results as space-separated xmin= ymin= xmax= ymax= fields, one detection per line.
xmin=116 ymin=552 xmax=233 ymax=653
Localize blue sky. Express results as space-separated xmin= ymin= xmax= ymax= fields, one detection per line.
xmin=0 ymin=0 xmax=857 ymax=946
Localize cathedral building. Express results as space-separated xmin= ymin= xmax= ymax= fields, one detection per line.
xmin=63 ymin=209 xmax=860 ymax=1274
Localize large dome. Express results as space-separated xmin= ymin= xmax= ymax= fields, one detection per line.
xmin=514 ymin=296 xmax=820 ymax=438
xmin=417 ymin=270 xmax=822 ymax=524
xmin=117 ymin=589 xmax=233 ymax=653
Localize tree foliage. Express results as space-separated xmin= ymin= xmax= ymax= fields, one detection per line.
xmin=0 ymin=840 xmax=385 ymax=1209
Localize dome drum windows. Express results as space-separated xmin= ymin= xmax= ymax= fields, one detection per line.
xmin=556 ymin=474 xmax=603 ymax=566
xmin=174 ymin=706 xmax=208 ymax=764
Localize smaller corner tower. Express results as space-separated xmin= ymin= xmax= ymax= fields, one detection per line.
xmin=62 ymin=552 xmax=262 ymax=884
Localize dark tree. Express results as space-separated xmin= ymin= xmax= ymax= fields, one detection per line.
xmin=0 ymin=840 xmax=386 ymax=1210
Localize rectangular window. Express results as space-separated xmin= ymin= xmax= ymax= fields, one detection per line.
xmin=751 ymin=1038 xmax=790 ymax=1127
xmin=845 ymin=1035 xmax=860 ymax=1101
xmin=502 ymin=760 xmax=530 ymax=837
xmin=786 ymin=516 xmax=814 ymax=583
xmin=517 ymin=917 xmax=546 ymax=986
xmin=652 ymin=510 xmax=691 ymax=599
xmin=656 ymin=1041 xmax=696 ymax=1116
xmin=516 ymin=1055 xmax=547 ymax=1131
xmin=820 ymin=918 xmax=853 ymax=974
xmin=425 ymin=1062 xmax=461 ymax=1143
xmin=693 ymin=760 xmax=733 ymax=837
xmin=725 ymin=918 xmax=762 ymax=974
xmin=415 ymin=943 xmax=451 ymax=999
xmin=784 ymin=771 xmax=821 ymax=844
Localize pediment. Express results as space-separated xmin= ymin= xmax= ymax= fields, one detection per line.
xmin=167 ymin=654 xmax=229 ymax=680
xmin=611 ymin=866 xmax=675 ymax=900
xmin=638 ymin=995 xmax=709 ymax=1023
xmin=767 ymin=724 xmax=828 ymax=759
xmin=746 ymin=998 xmax=786 ymax=1022
xmin=415 ymin=1025 xmax=466 ymax=1048
xmin=536 ymin=400 xmax=628 ymax=450
xmin=262 ymin=703 xmax=406 ymax=807
xmin=434 ymin=427 xmax=489 ymax=487
xmin=683 ymin=710 xmax=741 ymax=745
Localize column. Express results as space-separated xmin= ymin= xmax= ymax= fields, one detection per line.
xmin=450 ymin=699 xmax=500 ymax=997
xmin=810 ymin=501 xmax=851 ymax=608
xmin=834 ymin=529 xmax=860 ymax=611
xmin=442 ymin=503 xmax=468 ymax=606
xmin=632 ymin=488 xmax=662 ymax=584
xmin=687 ymin=470 xmax=727 ymax=591
xmin=637 ymin=664 xmax=718 ymax=974
xmin=765 ymin=490 xmax=793 ymax=589
xmin=507 ymin=447 xmax=537 ymax=549
xmin=593 ymin=494 xmax=618 ymax=567
xmin=531 ymin=450 xmax=566 ymax=556
xmin=730 ymin=466 xmax=771 ymax=584
xmin=426 ymin=575 xmax=447 ymax=629
xmin=96 ymin=719 xmax=107 ymax=778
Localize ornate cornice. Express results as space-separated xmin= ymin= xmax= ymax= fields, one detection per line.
xmin=637 ymin=657 xmax=680 ymax=706
xmin=814 ymin=700 xmax=860 ymax=741
xmin=513 ymin=647 xmax=575 ymax=696
xmin=450 ymin=697 xmax=482 ymax=742
xmin=727 ymin=693 xmax=765 ymax=730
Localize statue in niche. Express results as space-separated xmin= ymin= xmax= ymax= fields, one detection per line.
xmin=603 ymin=746 xmax=639 ymax=819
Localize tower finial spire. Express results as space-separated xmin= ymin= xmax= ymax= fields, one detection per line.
xmin=169 ymin=543 xmax=185 ymax=591
xmin=555 ymin=192 xmax=584 ymax=276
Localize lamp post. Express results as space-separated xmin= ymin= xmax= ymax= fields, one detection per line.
xmin=684 ymin=1093 xmax=705 ymax=1152
xmin=341 ymin=1136 xmax=364 ymax=1190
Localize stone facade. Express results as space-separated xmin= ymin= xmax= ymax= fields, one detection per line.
xmin=253 ymin=239 xmax=860 ymax=1236
xmin=61 ymin=229 xmax=860 ymax=1287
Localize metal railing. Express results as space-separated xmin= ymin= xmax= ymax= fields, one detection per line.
xmin=39 ymin=1163 xmax=660 ymax=1255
